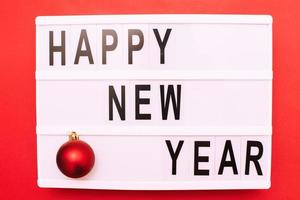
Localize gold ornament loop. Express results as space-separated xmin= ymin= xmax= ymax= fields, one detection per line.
xmin=69 ymin=131 xmax=79 ymax=141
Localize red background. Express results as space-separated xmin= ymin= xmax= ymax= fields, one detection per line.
xmin=0 ymin=0 xmax=299 ymax=199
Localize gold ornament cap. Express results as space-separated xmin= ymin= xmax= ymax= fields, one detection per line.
xmin=69 ymin=131 xmax=79 ymax=140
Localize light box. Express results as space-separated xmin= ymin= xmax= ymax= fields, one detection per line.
xmin=36 ymin=14 xmax=273 ymax=190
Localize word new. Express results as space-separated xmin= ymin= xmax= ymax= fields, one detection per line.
xmin=49 ymin=28 xmax=172 ymax=65
xmin=109 ymin=84 xmax=181 ymax=120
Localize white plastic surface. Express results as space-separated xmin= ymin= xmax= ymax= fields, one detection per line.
xmin=36 ymin=14 xmax=272 ymax=190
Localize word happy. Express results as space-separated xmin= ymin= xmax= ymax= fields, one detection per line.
xmin=49 ymin=28 xmax=172 ymax=65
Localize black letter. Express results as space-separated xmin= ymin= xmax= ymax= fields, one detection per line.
xmin=153 ymin=29 xmax=172 ymax=64
xmin=128 ymin=29 xmax=144 ymax=64
xmin=109 ymin=85 xmax=125 ymax=120
xmin=160 ymin=85 xmax=181 ymax=120
xmin=218 ymin=140 xmax=238 ymax=175
xmin=135 ymin=85 xmax=151 ymax=120
xmin=166 ymin=140 xmax=184 ymax=175
xmin=102 ymin=29 xmax=118 ymax=64
xmin=74 ymin=29 xmax=94 ymax=64
xmin=194 ymin=141 xmax=210 ymax=176
xmin=49 ymin=31 xmax=65 ymax=66
xmin=245 ymin=141 xmax=263 ymax=175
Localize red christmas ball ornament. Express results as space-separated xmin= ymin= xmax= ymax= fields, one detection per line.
xmin=56 ymin=132 xmax=95 ymax=178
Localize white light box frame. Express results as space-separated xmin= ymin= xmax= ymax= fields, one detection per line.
xmin=36 ymin=14 xmax=273 ymax=190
